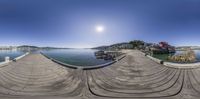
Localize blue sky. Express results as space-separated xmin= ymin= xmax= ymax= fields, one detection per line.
xmin=0 ymin=0 xmax=200 ymax=48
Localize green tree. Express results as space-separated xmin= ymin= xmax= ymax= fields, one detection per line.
xmin=129 ymin=40 xmax=145 ymax=49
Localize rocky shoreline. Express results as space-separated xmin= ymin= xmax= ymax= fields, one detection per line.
xmin=168 ymin=49 xmax=196 ymax=62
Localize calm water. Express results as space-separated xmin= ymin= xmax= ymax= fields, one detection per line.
xmin=0 ymin=50 xmax=25 ymax=62
xmin=42 ymin=49 xmax=112 ymax=66
xmin=153 ymin=50 xmax=200 ymax=62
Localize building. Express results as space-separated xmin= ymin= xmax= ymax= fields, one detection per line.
xmin=0 ymin=46 xmax=17 ymax=50
xmin=146 ymin=42 xmax=175 ymax=54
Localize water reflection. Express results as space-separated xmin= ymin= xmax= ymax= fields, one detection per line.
xmin=42 ymin=49 xmax=112 ymax=66
xmin=0 ymin=50 xmax=25 ymax=62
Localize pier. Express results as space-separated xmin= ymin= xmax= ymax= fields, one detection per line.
xmin=0 ymin=50 xmax=199 ymax=99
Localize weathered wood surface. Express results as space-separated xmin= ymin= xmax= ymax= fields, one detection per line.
xmin=0 ymin=50 xmax=199 ymax=99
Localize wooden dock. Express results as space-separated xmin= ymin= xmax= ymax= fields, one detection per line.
xmin=0 ymin=50 xmax=199 ymax=99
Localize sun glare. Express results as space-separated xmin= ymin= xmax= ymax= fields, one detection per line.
xmin=95 ymin=25 xmax=104 ymax=33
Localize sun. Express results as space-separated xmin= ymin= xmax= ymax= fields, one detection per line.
xmin=95 ymin=25 xmax=104 ymax=33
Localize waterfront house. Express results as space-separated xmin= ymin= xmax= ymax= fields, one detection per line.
xmin=146 ymin=42 xmax=175 ymax=54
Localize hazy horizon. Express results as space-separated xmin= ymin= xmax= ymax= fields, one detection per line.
xmin=0 ymin=0 xmax=200 ymax=48
xmin=1 ymin=42 xmax=200 ymax=49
